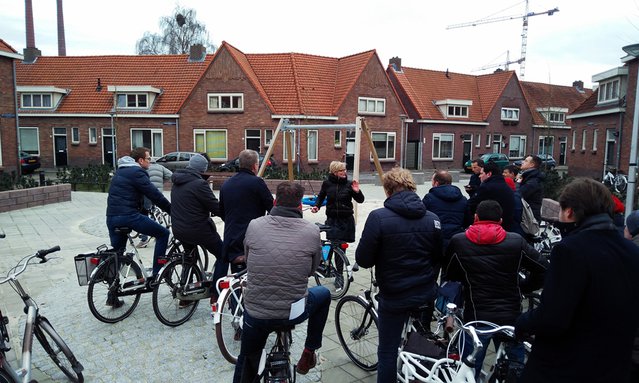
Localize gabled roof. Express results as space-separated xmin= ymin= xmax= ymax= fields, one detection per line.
xmin=521 ymin=81 xmax=592 ymax=125
xmin=570 ymin=88 xmax=622 ymax=118
xmin=220 ymin=41 xmax=377 ymax=116
xmin=15 ymin=54 xmax=214 ymax=115
xmin=0 ymin=39 xmax=23 ymax=60
xmin=388 ymin=66 xmax=515 ymax=121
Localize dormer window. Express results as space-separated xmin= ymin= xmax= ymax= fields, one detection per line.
xmin=434 ymin=99 xmax=472 ymax=119
xmin=208 ymin=93 xmax=244 ymax=112
xmin=117 ymin=93 xmax=147 ymax=108
xmin=107 ymin=85 xmax=161 ymax=111
xmin=22 ymin=93 xmax=51 ymax=108
xmin=448 ymin=105 xmax=468 ymax=117
xmin=17 ymin=86 xmax=68 ymax=109
xmin=538 ymin=107 xmax=567 ymax=125
xmin=501 ymin=107 xmax=520 ymax=121
xmin=358 ymin=97 xmax=386 ymax=115
xmin=548 ymin=112 xmax=565 ymax=123
xmin=597 ymin=79 xmax=620 ymax=103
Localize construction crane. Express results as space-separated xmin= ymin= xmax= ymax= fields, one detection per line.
xmin=447 ymin=1 xmax=559 ymax=78
xmin=472 ymin=51 xmax=524 ymax=73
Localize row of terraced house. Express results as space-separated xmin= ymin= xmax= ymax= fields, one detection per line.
xmin=1 ymin=38 xmax=638 ymax=180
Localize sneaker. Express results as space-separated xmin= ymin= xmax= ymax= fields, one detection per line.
xmin=136 ymin=238 xmax=150 ymax=248
xmin=334 ymin=275 xmax=344 ymax=290
xmin=178 ymin=300 xmax=192 ymax=309
xmin=106 ymin=294 xmax=124 ymax=308
xmin=295 ymin=349 xmax=317 ymax=375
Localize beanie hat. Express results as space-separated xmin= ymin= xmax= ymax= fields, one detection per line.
xmin=188 ymin=154 xmax=209 ymax=173
xmin=626 ymin=210 xmax=639 ymax=237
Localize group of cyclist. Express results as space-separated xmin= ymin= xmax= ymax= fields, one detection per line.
xmin=106 ymin=147 xmax=639 ymax=382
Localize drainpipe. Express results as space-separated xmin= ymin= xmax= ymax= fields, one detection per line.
xmin=13 ymin=60 xmax=22 ymax=177
xmin=175 ymin=117 xmax=179 ymax=151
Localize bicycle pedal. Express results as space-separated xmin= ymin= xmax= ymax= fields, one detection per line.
xmin=122 ymin=278 xmax=146 ymax=289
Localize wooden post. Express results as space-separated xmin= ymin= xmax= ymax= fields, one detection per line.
xmin=285 ymin=130 xmax=294 ymax=181
xmin=258 ymin=118 xmax=285 ymax=177
xmin=360 ymin=118 xmax=385 ymax=185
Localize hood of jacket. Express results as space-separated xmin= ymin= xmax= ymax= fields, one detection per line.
xmin=384 ymin=190 xmax=426 ymax=219
xmin=429 ymin=184 xmax=464 ymax=202
xmin=522 ymin=167 xmax=544 ymax=181
xmin=465 ymin=221 xmax=507 ymax=244
xmin=171 ymin=168 xmax=203 ymax=186
xmin=117 ymin=156 xmax=139 ymax=168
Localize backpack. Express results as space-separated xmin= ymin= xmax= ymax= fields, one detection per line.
xmin=520 ymin=197 xmax=540 ymax=235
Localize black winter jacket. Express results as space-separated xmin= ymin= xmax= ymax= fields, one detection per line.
xmin=356 ymin=190 xmax=443 ymax=310
xmin=314 ymin=174 xmax=364 ymax=218
xmin=423 ymin=184 xmax=467 ymax=245
xmin=106 ymin=160 xmax=170 ymax=216
xmin=444 ymin=221 xmax=547 ymax=325
xmin=519 ymin=168 xmax=543 ymax=221
xmin=466 ymin=175 xmax=515 ymax=230
xmin=170 ymin=168 xmax=220 ymax=242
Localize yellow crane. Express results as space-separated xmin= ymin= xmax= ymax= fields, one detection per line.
xmin=447 ymin=0 xmax=559 ymax=78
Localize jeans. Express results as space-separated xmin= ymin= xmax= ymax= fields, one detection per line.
xmin=233 ymin=286 xmax=331 ymax=383
xmin=106 ymin=213 xmax=169 ymax=276
xmin=462 ymin=325 xmax=526 ymax=380
xmin=377 ymin=304 xmax=411 ymax=383
xmin=179 ymin=232 xmax=226 ymax=290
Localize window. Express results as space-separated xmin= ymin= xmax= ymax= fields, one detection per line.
xmin=501 ymin=107 xmax=520 ymax=121
xmin=308 ymin=130 xmax=318 ymax=161
xmin=582 ymin=130 xmax=587 ymax=151
xmin=358 ymin=97 xmax=386 ymax=115
xmin=372 ymin=132 xmax=396 ymax=160
xmin=492 ymin=134 xmax=502 ymax=153
xmin=447 ymin=105 xmax=468 ymax=117
xmin=116 ymin=93 xmax=148 ymax=109
xmin=598 ymin=79 xmax=620 ymax=103
xmin=131 ymin=129 xmax=163 ymax=157
xmin=592 ymin=129 xmax=598 ymax=151
xmin=265 ymin=129 xmax=273 ymax=147
xmin=19 ymin=127 xmax=39 ymax=155
xmin=475 ymin=133 xmax=481 ymax=148
xmin=71 ymin=127 xmax=80 ymax=144
xmin=539 ymin=136 xmax=554 ymax=156
xmin=21 ymin=94 xmax=52 ymax=109
xmin=194 ymin=130 xmax=227 ymax=160
xmin=207 ymin=93 xmax=244 ymax=112
xmin=547 ymin=112 xmax=565 ymax=124
xmin=509 ymin=136 xmax=527 ymax=158
xmin=283 ymin=131 xmax=296 ymax=162
xmin=606 ymin=129 xmax=616 ymax=166
xmin=571 ymin=130 xmax=576 ymax=150
xmin=485 ymin=134 xmax=491 ymax=148
xmin=89 ymin=127 xmax=97 ymax=144
xmin=432 ymin=133 xmax=453 ymax=160
xmin=334 ymin=130 xmax=342 ymax=148
xmin=245 ymin=129 xmax=261 ymax=151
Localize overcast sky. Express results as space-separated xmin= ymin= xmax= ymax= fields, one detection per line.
xmin=2 ymin=0 xmax=638 ymax=88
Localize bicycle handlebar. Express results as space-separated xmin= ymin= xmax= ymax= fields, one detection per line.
xmin=0 ymin=246 xmax=61 ymax=284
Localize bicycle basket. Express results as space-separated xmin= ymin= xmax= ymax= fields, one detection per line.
xmin=74 ymin=246 xmax=113 ymax=286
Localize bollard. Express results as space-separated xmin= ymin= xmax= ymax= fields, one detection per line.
xmin=39 ymin=171 xmax=45 ymax=186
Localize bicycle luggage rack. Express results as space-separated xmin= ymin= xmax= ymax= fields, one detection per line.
xmin=74 ymin=244 xmax=112 ymax=286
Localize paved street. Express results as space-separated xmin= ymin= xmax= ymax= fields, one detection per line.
xmin=0 ymin=173 xmax=470 ymax=382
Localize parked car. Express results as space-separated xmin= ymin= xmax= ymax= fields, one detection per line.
xmin=216 ymin=154 xmax=278 ymax=172
xmin=20 ymin=151 xmax=41 ymax=174
xmin=513 ymin=154 xmax=557 ymax=170
xmin=155 ymin=151 xmax=205 ymax=171
xmin=464 ymin=153 xmax=510 ymax=173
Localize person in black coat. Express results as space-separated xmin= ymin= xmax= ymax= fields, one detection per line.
xmin=356 ymin=168 xmax=443 ymax=383
xmin=517 ymin=155 xmax=543 ymax=222
xmin=464 ymin=158 xmax=484 ymax=198
xmin=422 ymin=170 xmax=467 ymax=250
xmin=219 ymin=150 xmax=274 ymax=273
xmin=466 ymin=161 xmax=515 ymax=230
xmin=516 ymin=178 xmax=639 ymax=383
xmin=171 ymin=153 xmax=226 ymax=285
xmin=311 ymin=161 xmax=364 ymax=243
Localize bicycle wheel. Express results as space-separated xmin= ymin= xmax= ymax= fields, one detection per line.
xmin=615 ymin=175 xmax=628 ymax=193
xmin=87 ymin=256 xmax=142 ymax=323
xmin=0 ymin=369 xmax=14 ymax=383
xmin=152 ymin=259 xmax=202 ymax=327
xmin=34 ymin=317 xmax=84 ymax=382
xmin=335 ymin=295 xmax=379 ymax=371
xmin=314 ymin=246 xmax=350 ymax=300
xmin=167 ymin=240 xmax=209 ymax=273
xmin=215 ymin=282 xmax=244 ymax=364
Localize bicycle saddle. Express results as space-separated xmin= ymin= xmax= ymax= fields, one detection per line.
xmin=271 ymin=324 xmax=295 ymax=332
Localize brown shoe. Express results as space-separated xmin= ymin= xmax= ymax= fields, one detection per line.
xmin=295 ymin=349 xmax=317 ymax=375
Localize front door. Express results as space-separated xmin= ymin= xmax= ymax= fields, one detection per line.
xmin=559 ymin=137 xmax=567 ymax=166
xmin=103 ymin=128 xmax=115 ymax=167
xmin=53 ymin=128 xmax=68 ymax=167
xmin=462 ymin=139 xmax=472 ymax=168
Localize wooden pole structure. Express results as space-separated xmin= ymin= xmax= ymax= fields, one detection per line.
xmin=286 ymin=130 xmax=294 ymax=181
xmin=258 ymin=118 xmax=285 ymax=177
xmin=360 ymin=118 xmax=385 ymax=185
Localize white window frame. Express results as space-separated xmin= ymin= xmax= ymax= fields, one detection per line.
xmin=334 ymin=130 xmax=342 ymax=148
xmin=116 ymin=93 xmax=148 ymax=109
xmin=538 ymin=135 xmax=554 ymax=156
xmin=358 ymin=97 xmax=386 ymax=116
xmin=485 ymin=134 xmax=491 ymax=148
xmin=432 ymin=133 xmax=454 ymax=160
xmin=593 ymin=129 xmax=598 ymax=151
xmin=264 ymin=129 xmax=273 ymax=147
xmin=131 ymin=129 xmax=164 ymax=157
xmin=89 ymin=127 xmax=97 ymax=144
xmin=475 ymin=133 xmax=481 ymax=148
xmin=447 ymin=105 xmax=468 ymax=118
xmin=492 ymin=134 xmax=502 ymax=153
xmin=598 ymin=79 xmax=620 ymax=103
xmin=19 ymin=127 xmax=40 ymax=155
xmin=571 ymin=130 xmax=576 ymax=150
xmin=21 ymin=93 xmax=52 ymax=109
xmin=71 ymin=127 xmax=80 ymax=144
xmin=582 ymin=130 xmax=587 ymax=151
xmin=371 ymin=132 xmax=396 ymax=160
xmin=245 ymin=129 xmax=261 ymax=151
xmin=283 ymin=131 xmax=296 ymax=162
xmin=308 ymin=130 xmax=319 ymax=162
xmin=508 ymin=135 xmax=527 ymax=159
xmin=194 ymin=129 xmax=228 ymax=160
xmin=207 ymin=93 xmax=244 ymax=112
xmin=501 ymin=107 xmax=520 ymax=121
xmin=548 ymin=112 xmax=565 ymax=124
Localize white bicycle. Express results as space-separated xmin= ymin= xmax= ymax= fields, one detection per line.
xmin=603 ymin=169 xmax=628 ymax=193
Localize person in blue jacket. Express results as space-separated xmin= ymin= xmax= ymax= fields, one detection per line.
xmin=356 ymin=167 xmax=443 ymax=383
xmin=106 ymin=147 xmax=171 ymax=301
xmin=422 ymin=170 xmax=467 ymax=250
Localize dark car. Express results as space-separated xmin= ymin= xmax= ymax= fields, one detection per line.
xmin=20 ymin=151 xmax=41 ymax=174
xmin=513 ymin=154 xmax=556 ymax=170
xmin=216 ymin=154 xmax=278 ymax=172
xmin=155 ymin=151 xmax=204 ymax=171
xmin=464 ymin=153 xmax=510 ymax=173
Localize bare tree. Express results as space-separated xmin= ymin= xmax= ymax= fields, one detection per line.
xmin=136 ymin=6 xmax=217 ymax=55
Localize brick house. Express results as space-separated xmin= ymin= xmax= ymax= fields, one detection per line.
xmin=0 ymin=39 xmax=23 ymax=174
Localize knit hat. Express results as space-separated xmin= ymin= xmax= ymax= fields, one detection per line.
xmin=188 ymin=154 xmax=209 ymax=173
xmin=626 ymin=210 xmax=639 ymax=237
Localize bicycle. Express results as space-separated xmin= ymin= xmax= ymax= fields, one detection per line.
xmin=603 ymin=168 xmax=628 ymax=193
xmin=212 ymin=269 xmax=247 ymax=364
xmin=78 ymin=226 xmax=164 ymax=323
xmin=256 ymin=325 xmax=296 ymax=383
xmin=166 ymin=236 xmax=210 ymax=273
xmin=530 ymin=220 xmax=561 ymax=260
xmin=1 ymin=243 xmax=84 ymax=382
xmin=312 ymin=223 xmax=354 ymax=300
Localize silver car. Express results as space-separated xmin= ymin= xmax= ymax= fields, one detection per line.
xmin=154 ymin=151 xmax=204 ymax=171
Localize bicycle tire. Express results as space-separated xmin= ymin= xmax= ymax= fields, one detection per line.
xmin=215 ymin=282 xmax=244 ymax=364
xmin=87 ymin=256 xmax=142 ymax=323
xmin=615 ymin=175 xmax=628 ymax=193
xmin=167 ymin=240 xmax=210 ymax=273
xmin=152 ymin=259 xmax=202 ymax=327
xmin=335 ymin=295 xmax=379 ymax=371
xmin=34 ymin=318 xmax=84 ymax=382
xmin=0 ymin=369 xmax=14 ymax=383
xmin=314 ymin=246 xmax=350 ymax=300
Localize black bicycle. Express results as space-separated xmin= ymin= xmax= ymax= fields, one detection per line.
xmin=1 ymin=243 xmax=84 ymax=382
xmin=312 ymin=223 xmax=354 ymax=299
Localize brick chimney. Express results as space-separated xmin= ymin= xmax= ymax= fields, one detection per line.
xmin=389 ymin=57 xmax=402 ymax=72
xmin=573 ymin=80 xmax=584 ymax=92
xmin=23 ymin=0 xmax=41 ymax=63
xmin=57 ymin=0 xmax=66 ymax=56
xmin=189 ymin=44 xmax=206 ymax=62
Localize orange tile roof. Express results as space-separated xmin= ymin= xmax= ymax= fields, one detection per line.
xmin=15 ymin=54 xmax=214 ymax=115
xmin=389 ymin=66 xmax=515 ymax=121
xmin=521 ymin=81 xmax=592 ymax=125
xmin=0 ymin=39 xmax=18 ymax=54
